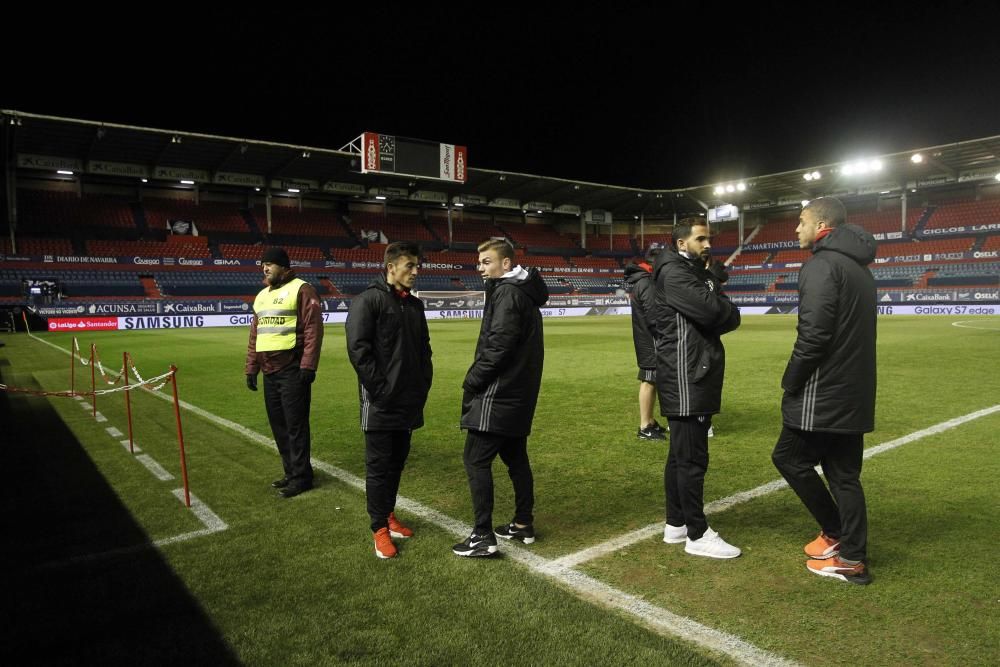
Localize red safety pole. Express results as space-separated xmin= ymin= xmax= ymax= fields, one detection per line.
xmin=90 ymin=343 xmax=97 ymax=417
xmin=71 ymin=336 xmax=77 ymax=397
xmin=123 ymin=351 xmax=135 ymax=454
xmin=169 ymin=365 xmax=191 ymax=508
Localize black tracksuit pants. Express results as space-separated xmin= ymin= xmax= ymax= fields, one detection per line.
xmin=463 ymin=430 xmax=534 ymax=535
xmin=771 ymin=426 xmax=868 ymax=562
xmin=664 ymin=416 xmax=712 ymax=541
xmin=365 ymin=430 xmax=412 ymax=532
xmin=263 ymin=365 xmax=313 ymax=485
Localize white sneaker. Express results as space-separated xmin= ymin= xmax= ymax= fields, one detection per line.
xmin=707 ymin=426 xmax=715 ymax=437
xmin=663 ymin=523 xmax=687 ymax=544
xmin=684 ymin=527 xmax=741 ymax=559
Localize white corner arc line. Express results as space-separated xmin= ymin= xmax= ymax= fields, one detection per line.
xmin=555 ymin=405 xmax=1000 ymax=569
xmin=80 ymin=401 xmax=93 ymax=411
xmin=951 ymin=320 xmax=1000 ymax=331
xmin=94 ymin=412 xmax=107 ymax=423
xmin=136 ymin=454 xmax=174 ymax=480
xmin=105 ymin=426 xmax=124 ymax=438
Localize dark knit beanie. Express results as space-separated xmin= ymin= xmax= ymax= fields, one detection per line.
xmin=261 ymin=247 xmax=290 ymax=268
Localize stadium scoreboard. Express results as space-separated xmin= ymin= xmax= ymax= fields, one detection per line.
xmin=359 ymin=132 xmax=467 ymax=183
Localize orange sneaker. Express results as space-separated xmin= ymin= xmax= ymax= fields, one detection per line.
xmin=374 ymin=527 xmax=397 ymax=559
xmin=806 ymin=556 xmax=872 ymax=585
xmin=388 ymin=512 xmax=413 ymax=539
xmin=804 ymin=532 xmax=840 ymax=559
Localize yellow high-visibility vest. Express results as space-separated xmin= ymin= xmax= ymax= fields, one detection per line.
xmin=253 ymin=278 xmax=306 ymax=351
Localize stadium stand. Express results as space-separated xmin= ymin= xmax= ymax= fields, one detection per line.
xmin=922 ymin=198 xmax=1000 ymax=230
xmin=143 ymin=198 xmax=250 ymax=235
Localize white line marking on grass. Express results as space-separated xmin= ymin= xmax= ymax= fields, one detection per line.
xmin=105 ymin=426 xmax=124 ymax=438
xmin=556 ymin=405 xmax=1000 ymax=569
xmin=35 ymin=492 xmax=227 ymax=570
xmin=136 ymin=454 xmax=174 ymax=480
xmin=171 ymin=489 xmax=228 ymax=532
xmin=73 ymin=395 xmax=83 ymax=401
xmin=952 ymin=320 xmax=1000 ymax=331
xmin=143 ymin=388 xmax=793 ymax=666
xmin=120 ymin=439 xmax=141 ymax=453
xmin=94 ymin=412 xmax=107 ymax=423
xmin=80 ymin=401 xmax=92 ymax=411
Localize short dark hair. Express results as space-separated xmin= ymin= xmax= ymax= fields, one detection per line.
xmin=477 ymin=237 xmax=515 ymax=262
xmin=384 ymin=241 xmax=422 ymax=265
xmin=804 ymin=197 xmax=846 ymax=227
xmin=671 ymin=221 xmax=708 ymax=250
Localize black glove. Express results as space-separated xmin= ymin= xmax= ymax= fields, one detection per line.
xmin=299 ymin=368 xmax=316 ymax=385
xmin=246 ymin=374 xmax=258 ymax=391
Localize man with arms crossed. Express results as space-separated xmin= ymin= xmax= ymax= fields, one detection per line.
xmin=654 ymin=222 xmax=741 ymax=558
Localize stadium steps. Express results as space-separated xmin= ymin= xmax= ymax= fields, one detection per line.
xmin=131 ymin=202 xmax=150 ymax=237
xmin=912 ymin=205 xmax=938 ymax=234
xmin=971 ymin=236 xmax=987 ymax=252
xmin=140 ymin=277 xmax=162 ymax=298
xmin=913 ymin=270 xmax=935 ymax=289
xmin=337 ymin=215 xmax=360 ymax=243
xmin=422 ymin=218 xmax=443 ymax=242
xmin=242 ymin=209 xmax=263 ymax=238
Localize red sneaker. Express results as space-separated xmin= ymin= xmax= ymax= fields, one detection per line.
xmin=374 ymin=527 xmax=397 ymax=559
xmin=804 ymin=532 xmax=840 ymax=559
xmin=388 ymin=512 xmax=413 ymax=539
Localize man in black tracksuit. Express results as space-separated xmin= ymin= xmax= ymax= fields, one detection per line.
xmin=453 ymin=238 xmax=548 ymax=557
xmin=653 ymin=222 xmax=742 ymax=559
xmin=346 ymin=242 xmax=433 ymax=559
xmin=771 ymin=197 xmax=877 ymax=585
xmin=625 ymin=245 xmax=666 ymax=440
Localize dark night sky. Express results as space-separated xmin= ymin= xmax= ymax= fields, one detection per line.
xmin=7 ymin=6 xmax=1000 ymax=189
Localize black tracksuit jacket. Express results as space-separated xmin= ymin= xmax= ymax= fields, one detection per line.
xmin=782 ymin=224 xmax=877 ymax=433
xmin=345 ymin=274 xmax=433 ymax=431
xmin=461 ymin=268 xmax=548 ymax=437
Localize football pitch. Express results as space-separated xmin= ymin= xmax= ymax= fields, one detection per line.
xmin=2 ymin=314 xmax=998 ymax=666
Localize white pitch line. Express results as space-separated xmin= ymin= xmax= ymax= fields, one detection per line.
xmin=105 ymin=426 xmax=124 ymax=438
xmin=172 ymin=489 xmax=228 ymax=532
xmin=142 ymin=387 xmax=791 ymax=666
xmin=120 ymin=439 xmax=142 ymax=453
xmin=952 ymin=320 xmax=1000 ymax=331
xmin=80 ymin=401 xmax=92 ymax=411
xmin=94 ymin=411 xmax=107 ymax=423
xmin=73 ymin=395 xmax=84 ymax=401
xmin=554 ymin=404 xmax=1000 ymax=569
xmin=136 ymin=454 xmax=174 ymax=481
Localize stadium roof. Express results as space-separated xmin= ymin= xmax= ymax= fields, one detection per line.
xmin=5 ymin=110 xmax=1000 ymax=221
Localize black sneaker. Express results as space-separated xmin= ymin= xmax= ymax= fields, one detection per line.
xmin=279 ymin=481 xmax=313 ymax=498
xmin=494 ymin=522 xmax=536 ymax=544
xmin=638 ymin=424 xmax=667 ymax=440
xmin=271 ymin=477 xmax=290 ymax=489
xmin=452 ymin=532 xmax=499 ymax=557
xmin=651 ymin=420 xmax=669 ymax=434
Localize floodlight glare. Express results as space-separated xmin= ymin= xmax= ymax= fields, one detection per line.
xmin=288 ymin=188 xmax=300 ymax=193
xmin=870 ymin=159 xmax=883 ymax=171
xmin=812 ymin=171 xmax=821 ymax=180
xmin=842 ymin=164 xmax=855 ymax=176
xmin=725 ymin=184 xmax=735 ymax=193
xmin=57 ymin=170 xmax=74 ymax=175
xmin=911 ymin=153 xmax=924 ymax=164
xmin=736 ymin=183 xmax=746 ymax=191
xmin=714 ymin=186 xmax=724 ymax=195
xmin=803 ymin=173 xmax=813 ymax=181
xmin=180 ymin=180 xmax=195 ymax=185
xmin=801 ymin=200 xmax=810 ymax=208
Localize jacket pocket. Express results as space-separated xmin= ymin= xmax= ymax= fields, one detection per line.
xmin=691 ymin=345 xmax=712 ymax=383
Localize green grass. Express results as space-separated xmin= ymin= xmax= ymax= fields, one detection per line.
xmin=2 ymin=314 xmax=998 ymax=665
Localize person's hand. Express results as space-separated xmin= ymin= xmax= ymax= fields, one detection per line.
xmin=299 ymin=368 xmax=316 ymax=385
xmin=246 ymin=374 xmax=258 ymax=391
